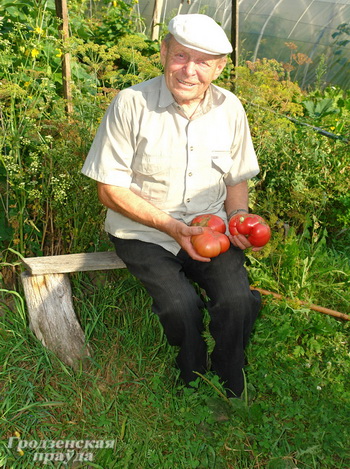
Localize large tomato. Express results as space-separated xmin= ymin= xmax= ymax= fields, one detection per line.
xmin=229 ymin=214 xmax=271 ymax=247
xmin=191 ymin=214 xmax=226 ymax=233
xmin=191 ymin=227 xmax=230 ymax=258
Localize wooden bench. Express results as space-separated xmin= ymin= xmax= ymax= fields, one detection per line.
xmin=21 ymin=252 xmax=126 ymax=370
xmin=21 ymin=251 xmax=350 ymax=370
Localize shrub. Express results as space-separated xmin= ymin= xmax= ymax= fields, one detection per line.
xmin=224 ymin=58 xmax=350 ymax=247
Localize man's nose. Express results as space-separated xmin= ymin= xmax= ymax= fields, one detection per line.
xmin=183 ymin=61 xmax=196 ymax=75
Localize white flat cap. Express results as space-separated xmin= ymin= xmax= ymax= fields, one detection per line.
xmin=168 ymin=14 xmax=233 ymax=55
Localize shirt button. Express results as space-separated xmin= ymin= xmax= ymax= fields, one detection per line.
xmin=190 ymin=146 xmax=194 ymax=151
xmin=186 ymin=198 xmax=191 ymax=203
xmin=188 ymin=172 xmax=193 ymax=177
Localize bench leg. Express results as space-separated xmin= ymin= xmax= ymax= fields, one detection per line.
xmin=21 ymin=271 xmax=91 ymax=369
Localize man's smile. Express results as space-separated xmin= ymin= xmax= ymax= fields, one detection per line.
xmin=177 ymin=79 xmax=197 ymax=87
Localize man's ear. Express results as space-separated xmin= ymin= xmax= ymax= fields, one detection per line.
xmin=213 ymin=57 xmax=227 ymax=80
xmin=160 ymin=41 xmax=168 ymax=67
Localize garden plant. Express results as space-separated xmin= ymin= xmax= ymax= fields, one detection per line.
xmin=0 ymin=1 xmax=349 ymax=468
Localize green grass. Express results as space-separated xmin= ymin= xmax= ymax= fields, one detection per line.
xmin=0 ymin=263 xmax=349 ymax=468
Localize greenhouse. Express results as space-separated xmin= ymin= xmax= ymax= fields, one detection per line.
xmin=137 ymin=0 xmax=350 ymax=88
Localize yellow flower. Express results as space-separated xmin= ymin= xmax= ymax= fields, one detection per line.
xmin=31 ymin=48 xmax=39 ymax=58
xmin=34 ymin=27 xmax=44 ymax=35
xmin=55 ymin=48 xmax=62 ymax=57
xmin=113 ymin=0 xmax=117 ymax=5
xmin=330 ymin=126 xmax=335 ymax=131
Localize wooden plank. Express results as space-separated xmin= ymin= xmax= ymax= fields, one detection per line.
xmin=22 ymin=252 xmax=126 ymax=275
xmin=21 ymin=272 xmax=91 ymax=369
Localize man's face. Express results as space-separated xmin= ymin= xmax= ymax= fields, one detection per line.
xmin=160 ymin=37 xmax=227 ymax=106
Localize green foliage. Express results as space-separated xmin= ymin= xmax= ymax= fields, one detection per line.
xmin=302 ymin=85 xmax=350 ymax=135
xmin=3 ymin=1 xmax=347 ymax=259
xmin=302 ymin=97 xmax=338 ymax=119
xmin=88 ymin=0 xmax=144 ymax=47
xmin=250 ymin=122 xmax=349 ymax=237
xmin=0 ymin=270 xmax=349 ymax=468
xmin=248 ymin=219 xmax=350 ymax=314
xmin=72 ymin=34 xmax=161 ymax=91
xmin=247 ymin=301 xmax=350 ymax=467
xmin=0 ymin=0 xmax=61 ymax=85
xmin=0 ymin=73 xmax=107 ymax=256
xmin=0 ymin=0 xmax=160 ymax=257
xmin=331 ymin=22 xmax=350 ymax=68
xmin=224 ymin=58 xmax=349 ymax=243
xmin=236 ymin=58 xmax=305 ymax=116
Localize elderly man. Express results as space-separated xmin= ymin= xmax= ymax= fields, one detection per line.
xmin=82 ymin=14 xmax=261 ymax=398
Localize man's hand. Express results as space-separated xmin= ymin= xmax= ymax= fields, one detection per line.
xmin=166 ymin=219 xmax=211 ymax=262
xmin=228 ymin=233 xmax=264 ymax=252
xmin=224 ymin=182 xmax=265 ymax=252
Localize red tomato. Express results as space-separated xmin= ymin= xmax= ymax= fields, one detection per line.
xmin=191 ymin=214 xmax=226 ymax=234
xmin=191 ymin=228 xmax=230 ymax=258
xmin=229 ymin=214 xmax=271 ymax=247
xmin=217 ymin=231 xmax=231 ymax=253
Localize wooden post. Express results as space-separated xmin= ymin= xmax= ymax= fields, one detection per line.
xmin=21 ymin=271 xmax=91 ymax=369
xmin=230 ymin=0 xmax=239 ymax=91
xmin=177 ymin=0 xmax=185 ymax=15
xmin=151 ymin=0 xmax=164 ymax=41
xmin=20 ymin=252 xmax=126 ymax=369
xmin=55 ymin=0 xmax=73 ymax=115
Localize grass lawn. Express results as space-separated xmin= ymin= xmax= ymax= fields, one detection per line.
xmin=0 ymin=267 xmax=349 ymax=468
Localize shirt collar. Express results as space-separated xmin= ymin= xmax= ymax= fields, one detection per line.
xmin=158 ymin=76 xmax=175 ymax=108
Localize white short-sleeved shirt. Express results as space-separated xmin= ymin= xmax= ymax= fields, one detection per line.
xmin=82 ymin=75 xmax=259 ymax=255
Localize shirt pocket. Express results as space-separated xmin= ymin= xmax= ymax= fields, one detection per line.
xmin=211 ymin=151 xmax=233 ymax=174
xmin=206 ymin=151 xmax=233 ymax=206
xmin=132 ymin=153 xmax=170 ymax=204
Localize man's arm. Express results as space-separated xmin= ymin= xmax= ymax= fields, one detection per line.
xmin=224 ymin=181 xmax=261 ymax=251
xmin=224 ymin=180 xmax=249 ymax=217
xmin=97 ymin=182 xmax=210 ymax=262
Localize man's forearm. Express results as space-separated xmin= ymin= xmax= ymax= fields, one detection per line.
xmin=224 ymin=181 xmax=249 ymax=219
xmin=97 ymin=182 xmax=178 ymax=235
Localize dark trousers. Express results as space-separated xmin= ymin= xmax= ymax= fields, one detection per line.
xmin=109 ymin=235 xmax=261 ymax=397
